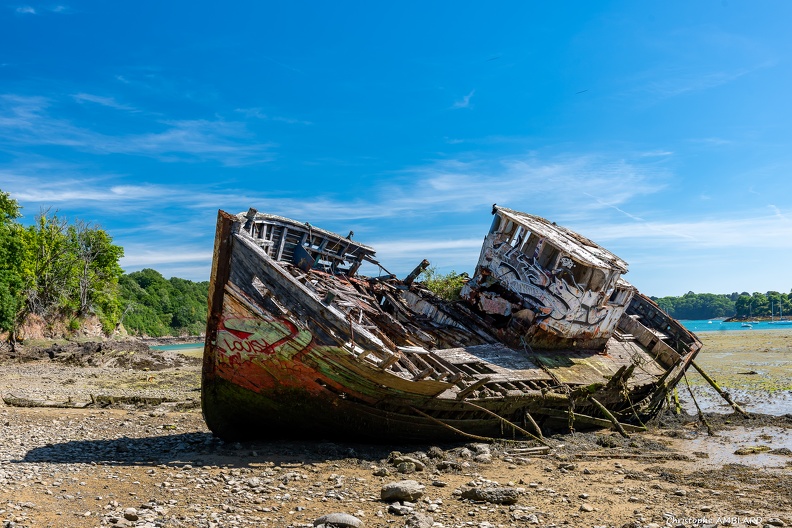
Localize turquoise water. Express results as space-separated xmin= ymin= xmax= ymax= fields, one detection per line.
xmin=150 ymin=342 xmax=203 ymax=351
xmin=680 ymin=319 xmax=792 ymax=333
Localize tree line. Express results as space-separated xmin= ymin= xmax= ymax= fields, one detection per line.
xmin=652 ymin=290 xmax=792 ymax=320
xmin=0 ymin=190 xmax=208 ymax=348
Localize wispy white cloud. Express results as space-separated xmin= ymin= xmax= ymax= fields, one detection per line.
xmin=5 ymin=145 xmax=789 ymax=286
xmin=639 ymin=150 xmax=673 ymax=157
xmin=120 ymin=245 xmax=213 ymax=267
xmin=452 ymin=90 xmax=475 ymax=109
xmin=0 ymin=94 xmax=274 ymax=166
xmin=689 ymin=137 xmax=734 ymax=147
xmin=582 ymin=210 xmax=792 ymax=250
xmin=3 ymin=150 xmax=667 ymax=222
xmin=72 ymin=93 xmax=138 ymax=112
xmin=235 ymin=107 xmax=312 ymax=125
xmin=14 ymin=4 xmax=70 ymax=15
xmin=644 ymin=67 xmax=755 ymax=99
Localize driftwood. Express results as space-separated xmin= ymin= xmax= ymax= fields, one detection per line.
xmin=690 ymin=360 xmax=749 ymax=417
xmin=588 ymin=396 xmax=630 ymax=438
xmin=2 ymin=393 xmax=194 ymax=409
xmin=2 ymin=394 xmax=91 ymax=408
xmin=505 ymin=446 xmax=552 ymax=455
xmin=573 ymin=452 xmax=691 ymax=461
xmin=541 ymin=408 xmax=646 ymax=433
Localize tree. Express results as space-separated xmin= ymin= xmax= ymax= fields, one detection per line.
xmin=19 ymin=210 xmax=73 ymax=319
xmin=2 ymin=197 xmax=127 ymax=338
xmin=67 ymin=220 xmax=124 ymax=330
xmin=419 ymin=267 xmax=467 ymax=301
xmin=0 ymin=190 xmax=24 ymax=347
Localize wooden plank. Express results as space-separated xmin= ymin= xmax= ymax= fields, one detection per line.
xmin=434 ymin=345 xmax=553 ymax=382
xmin=306 ymin=347 xmax=452 ymax=398
xmin=541 ymin=408 xmax=646 ymax=433
xmin=203 ymin=210 xmax=237 ymax=380
xmin=275 ymin=227 xmax=289 ymax=261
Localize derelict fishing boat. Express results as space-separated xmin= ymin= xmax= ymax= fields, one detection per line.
xmin=201 ymin=205 xmax=703 ymax=442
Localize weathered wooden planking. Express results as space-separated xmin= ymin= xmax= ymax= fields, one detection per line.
xmin=304 ymin=346 xmax=453 ymax=398
xmin=229 ymin=232 xmax=395 ymax=361
xmin=434 ymin=344 xmax=553 ymax=382
xmin=605 ymin=339 xmax=667 ymax=387
xmin=529 ymin=340 xmax=665 ymax=386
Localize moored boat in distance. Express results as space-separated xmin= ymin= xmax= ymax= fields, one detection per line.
xmin=201 ymin=205 xmax=703 ymax=442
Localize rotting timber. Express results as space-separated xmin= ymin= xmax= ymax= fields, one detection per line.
xmin=201 ymin=205 xmax=702 ymax=442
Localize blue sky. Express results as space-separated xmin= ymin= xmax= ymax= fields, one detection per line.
xmin=2 ymin=1 xmax=791 ymax=297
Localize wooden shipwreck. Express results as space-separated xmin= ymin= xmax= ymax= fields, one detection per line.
xmin=201 ymin=205 xmax=702 ymax=442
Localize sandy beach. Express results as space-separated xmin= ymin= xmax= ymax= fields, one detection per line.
xmin=0 ymin=330 xmax=790 ymax=528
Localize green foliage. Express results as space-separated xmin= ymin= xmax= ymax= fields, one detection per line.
xmin=652 ymin=290 xmax=792 ymax=320
xmin=419 ymin=266 xmax=467 ymax=301
xmin=652 ymin=291 xmax=736 ymax=320
xmin=118 ymin=269 xmax=209 ymax=337
xmin=0 ymin=189 xmax=125 ymax=338
xmin=734 ymin=291 xmax=792 ymax=318
xmin=0 ymin=191 xmax=24 ymax=336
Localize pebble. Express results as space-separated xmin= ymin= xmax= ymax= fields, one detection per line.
xmin=1 ymin=347 xmax=789 ymax=528
xmin=460 ymin=486 xmax=522 ymax=505
xmin=380 ymin=480 xmax=425 ymax=502
xmin=313 ymin=512 xmax=363 ymax=527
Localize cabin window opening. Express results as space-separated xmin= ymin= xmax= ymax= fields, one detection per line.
xmin=510 ymin=226 xmax=525 ymax=247
xmin=489 ymin=215 xmax=502 ymax=234
xmin=609 ymin=287 xmax=629 ymax=304
xmin=537 ymin=245 xmax=559 ymax=269
xmin=517 ymin=230 xmax=533 ymax=252
xmin=571 ymin=262 xmax=590 ymax=287
xmin=502 ymin=220 xmax=516 ymax=239
xmin=588 ymin=269 xmax=606 ymax=292
xmin=522 ymin=234 xmax=540 ymax=258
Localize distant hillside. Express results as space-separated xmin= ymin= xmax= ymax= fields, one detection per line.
xmin=652 ymin=290 xmax=792 ymax=320
xmin=119 ymin=268 xmax=209 ymax=337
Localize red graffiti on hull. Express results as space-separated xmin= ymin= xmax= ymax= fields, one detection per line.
xmin=217 ymin=317 xmax=303 ymax=358
xmin=213 ymin=315 xmax=319 ymax=393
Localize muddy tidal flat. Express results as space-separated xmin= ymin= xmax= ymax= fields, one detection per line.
xmin=685 ymin=329 xmax=792 ymax=416
xmin=0 ymin=333 xmax=790 ymax=528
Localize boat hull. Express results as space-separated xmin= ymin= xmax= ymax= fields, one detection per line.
xmin=201 ymin=209 xmax=702 ymax=442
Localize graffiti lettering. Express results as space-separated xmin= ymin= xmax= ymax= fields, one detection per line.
xmin=474 ymin=234 xmax=619 ymax=337
xmin=216 ymin=316 xmax=312 ymax=364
